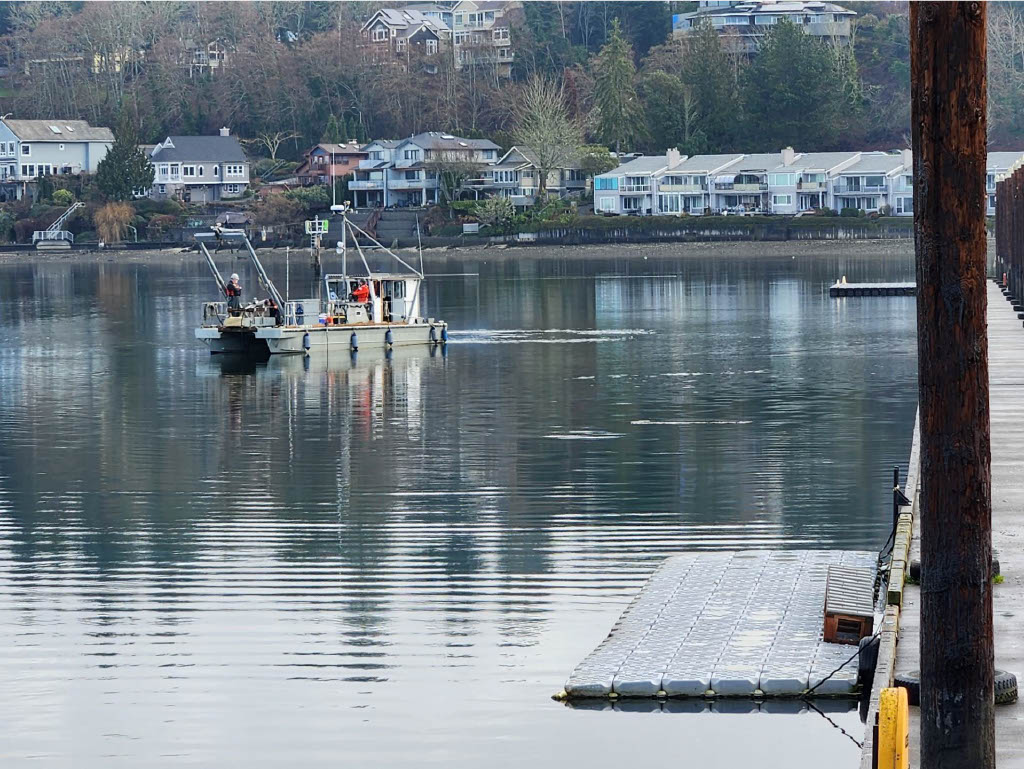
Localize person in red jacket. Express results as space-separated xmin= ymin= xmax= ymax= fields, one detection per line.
xmin=352 ymin=280 xmax=370 ymax=303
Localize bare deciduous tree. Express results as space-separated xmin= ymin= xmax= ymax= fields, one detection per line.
xmin=512 ymin=76 xmax=584 ymax=199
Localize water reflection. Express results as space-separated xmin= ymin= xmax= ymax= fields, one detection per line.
xmin=0 ymin=246 xmax=916 ymax=767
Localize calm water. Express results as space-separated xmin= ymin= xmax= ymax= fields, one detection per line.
xmin=0 ymin=245 xmax=917 ymax=767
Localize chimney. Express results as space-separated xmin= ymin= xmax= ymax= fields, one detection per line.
xmin=666 ymin=147 xmax=681 ymax=169
xmin=781 ymin=146 xmax=796 ymax=166
xmin=901 ymin=148 xmax=912 ymax=168
xmin=219 ymin=127 xmax=230 ymax=137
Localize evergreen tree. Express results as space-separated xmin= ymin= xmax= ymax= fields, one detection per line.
xmin=322 ymin=114 xmax=343 ymax=144
xmin=741 ymin=19 xmax=845 ymax=150
xmin=593 ymin=19 xmax=645 ymax=153
xmin=638 ymin=70 xmax=707 ymax=155
xmin=681 ymin=20 xmax=741 ymax=153
xmin=95 ymin=110 xmax=154 ymax=202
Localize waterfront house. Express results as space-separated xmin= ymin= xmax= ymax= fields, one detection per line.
xmin=654 ymin=153 xmax=745 ymax=215
xmin=360 ymin=8 xmax=450 ymax=71
xmin=147 ymin=128 xmax=249 ymax=203
xmin=709 ymin=152 xmax=785 ymax=213
xmin=831 ymin=151 xmax=910 ymax=214
xmin=986 ymin=152 xmax=1024 ymax=216
xmin=764 ymin=149 xmax=861 ymax=214
xmin=350 ymin=133 xmax=500 ymax=207
xmin=673 ymin=1 xmax=856 ymax=54
xmin=0 ymin=118 xmax=113 ymax=201
xmin=595 ymin=151 xmax=686 ymax=215
xmin=296 ymin=142 xmax=368 ymax=187
xmin=484 ymin=146 xmax=587 ymax=206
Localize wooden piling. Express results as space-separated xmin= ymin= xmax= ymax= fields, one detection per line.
xmin=911 ymin=3 xmax=995 ymax=767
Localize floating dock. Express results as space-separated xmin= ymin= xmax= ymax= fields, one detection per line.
xmin=829 ymin=282 xmax=916 ymax=297
xmin=564 ymin=549 xmax=877 ymax=700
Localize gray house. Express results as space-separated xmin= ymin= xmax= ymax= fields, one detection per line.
xmin=0 ymin=118 xmax=113 ymax=201
xmin=147 ymin=128 xmax=249 ymax=202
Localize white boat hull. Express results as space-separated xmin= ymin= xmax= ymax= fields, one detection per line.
xmin=195 ymin=326 xmax=269 ymax=354
xmin=255 ymin=322 xmax=447 ymax=354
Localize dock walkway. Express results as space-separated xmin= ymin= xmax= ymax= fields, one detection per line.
xmin=829 ymin=282 xmax=916 ymax=297
xmin=563 ymin=549 xmax=876 ymax=700
xmin=892 ymin=280 xmax=1024 ymax=767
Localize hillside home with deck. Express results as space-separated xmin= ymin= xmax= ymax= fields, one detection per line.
xmin=0 ymin=118 xmax=113 ymax=201
xmin=360 ymin=8 xmax=449 ymax=72
xmin=296 ymin=142 xmax=368 ymax=187
xmin=483 ymin=146 xmax=587 ymax=206
xmin=147 ymin=128 xmax=249 ymax=203
xmin=764 ymin=150 xmax=861 ymax=214
xmin=830 ymin=151 xmax=911 ymax=214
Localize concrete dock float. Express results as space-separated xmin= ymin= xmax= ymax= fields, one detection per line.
xmin=563 ymin=549 xmax=877 ymax=700
xmin=884 ymin=280 xmax=1024 ymax=767
xmin=829 ymin=282 xmax=916 ymax=297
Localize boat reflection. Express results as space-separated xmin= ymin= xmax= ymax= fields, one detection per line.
xmin=198 ymin=342 xmax=447 ymax=378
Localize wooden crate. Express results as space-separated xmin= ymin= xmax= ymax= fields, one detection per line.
xmin=823 ymin=565 xmax=875 ymax=645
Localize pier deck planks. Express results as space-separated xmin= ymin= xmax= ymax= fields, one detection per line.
xmin=828 ymin=282 xmax=916 ymax=297
xmin=564 ymin=549 xmax=876 ymax=699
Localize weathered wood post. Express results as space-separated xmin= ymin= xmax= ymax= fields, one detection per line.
xmin=911 ymin=3 xmax=995 ymax=767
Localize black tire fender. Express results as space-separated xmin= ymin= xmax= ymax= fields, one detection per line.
xmin=894 ymin=669 xmax=1018 ymax=706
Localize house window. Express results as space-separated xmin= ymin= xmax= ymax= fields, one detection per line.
xmin=454 ymin=31 xmax=469 ymax=43
xmin=198 ymin=166 xmax=204 ymax=177
xmin=225 ymin=184 xmax=239 ymax=193
xmin=769 ymin=173 xmax=796 ymax=186
xmin=170 ymin=163 xmax=180 ymax=178
xmin=372 ymin=26 xmax=388 ymax=42
xmin=370 ymin=151 xmax=383 ymax=160
xmin=896 ymin=196 xmax=913 ymax=214
xmin=567 ymin=169 xmax=586 ymax=182
xmin=183 ymin=165 xmax=196 ymax=177
xmin=405 ymin=170 xmax=419 ymax=181
xmin=658 ymin=194 xmax=682 ymax=213
xmin=396 ymin=37 xmax=406 ymax=51
xmin=21 ymin=143 xmax=30 ymax=156
xmin=159 ymin=184 xmax=166 ymax=193
xmin=865 ymin=175 xmax=885 ymax=188
xmin=404 ymin=149 xmax=420 ymax=161
xmin=455 ymin=13 xmax=464 ymax=26
xmin=595 ymin=177 xmax=618 ymax=190
xmin=622 ymin=196 xmax=641 ymax=211
xmin=772 ymin=194 xmax=793 ymax=206
xmin=21 ymin=164 xmax=33 ymax=177
xmin=499 ymin=48 xmax=510 ymax=58
xmin=38 ymin=164 xmax=51 ymax=176
xmin=58 ymin=144 xmax=64 ymax=151
xmin=426 ymin=39 xmax=438 ymax=54
xmin=493 ymin=27 xmax=509 ymax=40
xmin=599 ymin=196 xmax=616 ymax=212
xmin=226 ymin=164 xmax=244 ymax=176
xmin=5 ymin=142 xmax=12 ymax=155
xmin=158 ymin=164 xmax=168 ymax=179
xmin=214 ymin=166 xmax=220 ymax=177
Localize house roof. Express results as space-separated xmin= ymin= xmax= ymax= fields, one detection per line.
xmin=496 ymin=145 xmax=581 ymax=170
xmin=603 ymin=155 xmax=671 ymax=176
xmin=836 ymin=152 xmax=907 ymax=175
xmin=401 ymin=132 xmax=500 ymax=152
xmin=768 ymin=151 xmax=860 ymax=172
xmin=363 ymin=8 xmax=450 ymax=33
xmin=3 ymin=119 xmax=113 ymax=142
xmin=665 ymin=154 xmax=744 ymax=174
xmin=988 ymin=152 xmax=1024 ymax=171
xmin=309 ymin=142 xmax=367 ymax=156
xmin=150 ymin=135 xmax=247 ymax=163
xmin=362 ymin=139 xmax=402 ymax=150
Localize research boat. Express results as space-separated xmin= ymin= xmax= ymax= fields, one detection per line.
xmin=193 ymin=211 xmax=449 ymax=355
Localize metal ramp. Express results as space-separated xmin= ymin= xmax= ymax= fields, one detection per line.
xmin=33 ymin=201 xmax=84 ymax=248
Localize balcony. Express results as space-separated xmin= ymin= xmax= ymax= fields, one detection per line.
xmin=834 ymin=184 xmax=887 ymax=194
xmin=349 ymin=179 xmax=383 ymax=190
xmin=659 ymin=184 xmax=705 ymax=193
xmin=716 ymin=182 xmax=767 ymax=192
xmin=389 ymin=177 xmax=428 ymax=190
xmin=621 ymin=184 xmax=651 ymax=193
xmin=797 ymin=180 xmax=826 ymax=191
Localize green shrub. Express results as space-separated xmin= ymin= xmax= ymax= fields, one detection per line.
xmin=52 ymin=189 xmax=75 ymax=207
xmin=839 ymin=207 xmax=862 ymax=218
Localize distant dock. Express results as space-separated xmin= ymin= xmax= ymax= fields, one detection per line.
xmin=562 ymin=549 xmax=877 ymax=700
xmin=829 ymin=281 xmax=916 ymax=297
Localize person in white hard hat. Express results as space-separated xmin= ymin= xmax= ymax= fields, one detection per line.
xmin=225 ymin=273 xmax=243 ymax=313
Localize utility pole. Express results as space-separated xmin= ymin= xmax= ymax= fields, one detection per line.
xmin=911 ymin=3 xmax=995 ymax=767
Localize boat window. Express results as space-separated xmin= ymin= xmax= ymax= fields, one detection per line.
xmin=394 ymin=281 xmax=405 ymax=298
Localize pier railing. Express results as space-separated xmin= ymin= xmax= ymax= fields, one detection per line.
xmin=995 ymin=167 xmax=1024 ymax=298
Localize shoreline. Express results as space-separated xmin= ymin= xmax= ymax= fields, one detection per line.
xmin=0 ymin=238 xmax=920 ymax=266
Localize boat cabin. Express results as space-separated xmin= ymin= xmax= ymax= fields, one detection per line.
xmin=323 ymin=273 xmax=422 ymax=324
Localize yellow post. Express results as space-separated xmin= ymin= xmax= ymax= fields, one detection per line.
xmin=878 ymin=686 xmax=910 ymax=769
